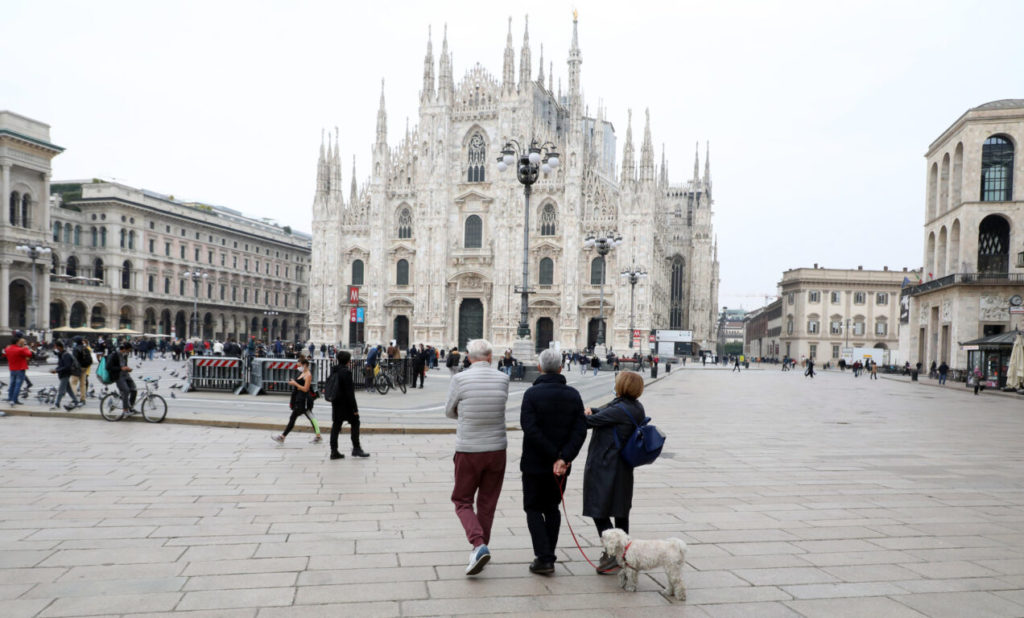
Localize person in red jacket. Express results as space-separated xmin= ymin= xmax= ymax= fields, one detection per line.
xmin=5 ymin=337 xmax=33 ymax=409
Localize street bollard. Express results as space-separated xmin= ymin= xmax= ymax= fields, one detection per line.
xmin=666 ymin=362 xmax=671 ymax=373
xmin=911 ymin=370 xmax=919 ymax=382
xmin=651 ymin=362 xmax=658 ymax=378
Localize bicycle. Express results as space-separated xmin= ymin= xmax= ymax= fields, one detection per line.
xmin=373 ymin=361 xmax=407 ymax=395
xmin=99 ymin=377 xmax=168 ymax=423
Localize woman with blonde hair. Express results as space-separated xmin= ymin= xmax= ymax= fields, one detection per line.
xmin=582 ymin=370 xmax=646 ymax=574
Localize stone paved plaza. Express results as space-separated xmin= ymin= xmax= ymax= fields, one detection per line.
xmin=3 ymin=368 xmax=1024 ymax=617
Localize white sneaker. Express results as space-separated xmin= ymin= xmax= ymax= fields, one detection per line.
xmin=271 ymin=434 xmax=284 ymax=443
xmin=310 ymin=435 xmax=323 ymax=444
xmin=466 ymin=544 xmax=490 ymax=576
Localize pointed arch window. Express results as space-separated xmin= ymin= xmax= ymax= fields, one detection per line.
xmin=464 ymin=215 xmax=482 ymax=248
xmin=981 ymin=135 xmax=1014 ymax=201
xmin=20 ymin=194 xmax=31 ymax=228
xmin=351 ymin=259 xmax=364 ymax=286
xmin=397 ymin=208 xmax=413 ymax=239
xmin=540 ymin=204 xmax=557 ymax=235
xmin=9 ymin=191 xmax=19 ymax=225
xmin=590 ymin=256 xmax=605 ymax=285
xmin=73 ymin=225 xmax=81 ymax=246
xmin=396 ymin=259 xmax=410 ymax=286
xmin=539 ymin=257 xmax=554 ymax=285
xmin=121 ymin=261 xmax=132 ymax=289
xmin=670 ymin=256 xmax=685 ymax=329
xmin=90 ymin=226 xmax=98 ymax=247
xmin=64 ymin=223 xmax=72 ymax=244
xmin=467 ymin=132 xmax=486 ymax=182
xmin=100 ymin=227 xmax=107 ymax=247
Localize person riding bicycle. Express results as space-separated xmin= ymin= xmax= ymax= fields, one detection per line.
xmin=107 ymin=342 xmax=138 ymax=415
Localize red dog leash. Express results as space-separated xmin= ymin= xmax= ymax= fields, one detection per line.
xmin=556 ymin=473 xmax=620 ymax=573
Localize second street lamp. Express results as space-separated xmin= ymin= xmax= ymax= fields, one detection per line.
xmin=497 ymin=138 xmax=560 ymax=348
xmin=621 ymin=265 xmax=648 ymax=349
xmin=182 ymin=269 xmax=208 ymax=339
xmin=583 ymin=232 xmax=622 ymax=349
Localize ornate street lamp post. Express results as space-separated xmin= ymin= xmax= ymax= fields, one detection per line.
xmin=621 ymin=265 xmax=647 ymax=349
xmin=16 ymin=244 xmax=51 ymax=332
xmin=182 ymin=269 xmax=208 ymax=339
xmin=496 ymin=138 xmax=560 ymax=347
xmin=583 ymin=232 xmax=622 ymax=349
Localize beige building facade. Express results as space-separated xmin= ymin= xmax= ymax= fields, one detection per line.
xmin=49 ymin=181 xmax=311 ymax=342
xmin=901 ymin=100 xmax=1024 ymax=371
xmin=0 ymin=111 xmax=62 ymax=335
xmin=743 ymin=299 xmax=782 ymax=360
xmin=779 ymin=265 xmax=917 ymax=363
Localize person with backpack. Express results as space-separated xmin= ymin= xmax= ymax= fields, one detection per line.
xmin=70 ymin=337 xmax=93 ymax=403
xmin=325 ymin=351 xmax=369 ymax=459
xmin=49 ymin=340 xmax=82 ymax=411
xmin=272 ymin=356 xmax=322 ymax=444
xmin=582 ymin=371 xmax=648 ymax=574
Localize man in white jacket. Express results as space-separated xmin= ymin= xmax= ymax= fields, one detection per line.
xmin=445 ymin=338 xmax=510 ymax=576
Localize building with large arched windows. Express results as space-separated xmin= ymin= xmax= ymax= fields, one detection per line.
xmin=309 ymin=15 xmax=720 ymax=354
xmin=901 ymin=100 xmax=1024 ymax=375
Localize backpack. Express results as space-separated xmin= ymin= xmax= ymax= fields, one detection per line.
xmin=612 ymin=403 xmax=666 ymax=468
xmin=75 ymin=346 xmax=93 ymax=368
xmin=95 ymin=355 xmax=113 ymax=385
xmin=67 ymin=351 xmax=82 ymax=378
xmin=324 ymin=368 xmax=341 ymax=402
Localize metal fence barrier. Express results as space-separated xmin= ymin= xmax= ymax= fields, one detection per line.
xmin=184 ymin=356 xmax=246 ymax=393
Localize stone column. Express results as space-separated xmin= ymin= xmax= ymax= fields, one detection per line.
xmin=0 ymin=262 xmax=9 ymax=332
xmin=40 ymin=262 xmax=50 ymax=331
xmin=1 ymin=165 xmax=10 ymax=225
xmin=40 ymin=172 xmax=51 ymax=234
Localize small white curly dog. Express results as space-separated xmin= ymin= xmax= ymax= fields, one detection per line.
xmin=601 ymin=528 xmax=687 ymax=601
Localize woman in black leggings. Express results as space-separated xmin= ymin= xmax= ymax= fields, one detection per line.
xmin=272 ymin=357 xmax=322 ymax=444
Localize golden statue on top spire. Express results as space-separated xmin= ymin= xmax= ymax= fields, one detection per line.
xmin=573 ymin=8 xmax=578 ymax=20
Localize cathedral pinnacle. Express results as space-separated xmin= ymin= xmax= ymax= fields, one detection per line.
xmin=537 ymin=43 xmax=544 ymax=87
xmin=376 ymin=79 xmax=387 ymax=144
xmin=422 ymin=25 xmax=435 ymax=102
xmin=350 ymin=155 xmax=358 ymax=207
xmin=567 ymin=10 xmax=583 ymax=127
xmin=640 ymin=108 xmax=654 ymax=183
xmin=692 ymin=141 xmax=700 ymax=184
xmin=621 ymin=108 xmax=635 ymax=185
xmin=704 ymin=141 xmax=711 ymax=193
xmin=502 ymin=16 xmax=515 ymax=95
xmin=438 ymin=24 xmax=453 ymax=101
xmin=519 ymin=15 xmax=531 ymax=91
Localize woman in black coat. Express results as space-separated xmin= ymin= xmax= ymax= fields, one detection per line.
xmin=582 ymin=370 xmax=646 ymax=573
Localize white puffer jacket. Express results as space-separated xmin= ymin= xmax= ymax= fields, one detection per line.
xmin=445 ymin=361 xmax=510 ymax=452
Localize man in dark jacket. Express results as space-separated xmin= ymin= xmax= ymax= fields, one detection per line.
xmin=329 ymin=351 xmax=368 ymax=459
xmin=50 ymin=340 xmax=81 ymax=411
xmin=108 ymin=343 xmax=137 ymax=415
xmin=412 ymin=344 xmax=426 ymax=388
xmin=520 ymin=348 xmax=587 ymax=575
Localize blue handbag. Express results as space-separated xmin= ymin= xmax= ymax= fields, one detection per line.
xmin=612 ymin=403 xmax=666 ymax=467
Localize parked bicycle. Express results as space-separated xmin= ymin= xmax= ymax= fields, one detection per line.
xmin=373 ymin=361 xmax=408 ymax=395
xmin=99 ymin=376 xmax=168 ymax=423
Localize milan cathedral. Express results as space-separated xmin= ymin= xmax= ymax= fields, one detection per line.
xmin=309 ymin=14 xmax=719 ymax=354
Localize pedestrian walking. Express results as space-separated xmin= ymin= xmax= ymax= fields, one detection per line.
xmin=938 ymin=361 xmax=949 ymax=385
xmin=71 ymin=337 xmax=92 ymax=403
xmin=272 ymin=357 xmax=322 ymax=444
xmin=733 ymin=357 xmax=741 ymax=372
xmin=412 ymin=344 xmax=426 ymax=388
xmin=805 ymin=358 xmax=815 ymax=378
xmin=327 ymin=351 xmax=369 ymax=459
xmin=4 ymin=336 xmax=32 ymax=409
xmin=520 ymin=349 xmax=587 ymax=575
xmin=445 ymin=339 xmax=510 ymax=576
xmin=49 ymin=340 xmax=81 ymax=411
xmin=590 ymin=354 xmax=600 ymax=376
xmin=446 ymin=347 xmax=461 ymax=376
xmin=583 ymin=371 xmax=647 ymax=574
xmin=870 ymin=361 xmax=878 ymax=380
xmin=972 ymin=367 xmax=984 ymax=395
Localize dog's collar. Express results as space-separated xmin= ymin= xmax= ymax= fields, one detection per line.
xmin=622 ymin=541 xmax=633 ymax=569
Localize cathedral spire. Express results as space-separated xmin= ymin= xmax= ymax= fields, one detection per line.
xmin=314 ymin=130 xmax=327 ymax=209
xmin=502 ymin=17 xmax=515 ymax=95
xmin=621 ymin=109 xmax=635 ymax=185
xmin=548 ymin=60 xmax=553 ymax=92
xmin=659 ymin=143 xmax=667 ymax=188
xmin=519 ymin=15 xmax=531 ymax=91
xmin=537 ymin=43 xmax=544 ymax=87
xmin=639 ymin=108 xmax=654 ymax=183
xmin=421 ymin=25 xmax=435 ymax=103
xmin=350 ymin=155 xmax=358 ymax=207
xmin=567 ymin=10 xmax=582 ymax=127
xmin=376 ymin=79 xmax=387 ymax=145
xmin=438 ymin=24 xmax=453 ymax=102
xmin=704 ymin=141 xmax=711 ymax=194
xmin=331 ymin=127 xmax=343 ymax=209
xmin=692 ymin=141 xmax=700 ymax=185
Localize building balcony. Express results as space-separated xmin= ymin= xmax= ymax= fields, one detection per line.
xmin=906 ymin=272 xmax=1024 ymax=296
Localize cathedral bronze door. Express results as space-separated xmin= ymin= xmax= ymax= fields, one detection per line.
xmin=587 ymin=318 xmax=603 ymax=351
xmin=393 ymin=315 xmax=409 ymax=350
xmin=536 ymin=317 xmax=554 ymax=353
xmin=458 ymin=299 xmax=484 ymax=351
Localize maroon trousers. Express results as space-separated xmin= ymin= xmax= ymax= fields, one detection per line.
xmin=451 ymin=450 xmax=506 ymax=547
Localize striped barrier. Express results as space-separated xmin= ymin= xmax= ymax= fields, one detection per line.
xmin=184 ymin=356 xmax=245 ymax=393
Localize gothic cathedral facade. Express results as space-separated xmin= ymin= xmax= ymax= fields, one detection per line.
xmin=309 ymin=16 xmax=719 ymax=354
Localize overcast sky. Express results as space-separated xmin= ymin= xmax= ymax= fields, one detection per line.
xmin=3 ymin=0 xmax=1020 ymax=312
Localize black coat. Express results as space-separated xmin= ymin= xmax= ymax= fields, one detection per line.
xmin=519 ymin=373 xmax=587 ymax=475
xmin=582 ymin=397 xmax=645 ymax=518
xmin=329 ymin=366 xmax=359 ymax=417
